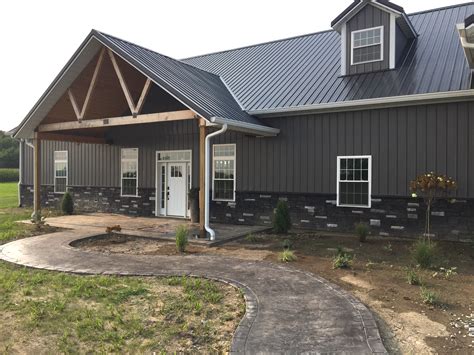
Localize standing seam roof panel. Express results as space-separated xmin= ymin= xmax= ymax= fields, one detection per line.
xmin=182 ymin=3 xmax=474 ymax=112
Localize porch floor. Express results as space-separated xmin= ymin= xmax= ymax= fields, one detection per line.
xmin=39 ymin=213 xmax=269 ymax=246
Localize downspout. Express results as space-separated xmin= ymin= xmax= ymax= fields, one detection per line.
xmin=205 ymin=123 xmax=228 ymax=241
xmin=18 ymin=139 xmax=23 ymax=207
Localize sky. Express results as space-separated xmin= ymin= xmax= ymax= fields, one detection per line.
xmin=0 ymin=0 xmax=470 ymax=132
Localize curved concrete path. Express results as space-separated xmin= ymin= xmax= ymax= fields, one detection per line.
xmin=0 ymin=231 xmax=387 ymax=354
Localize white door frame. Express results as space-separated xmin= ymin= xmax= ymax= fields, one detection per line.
xmin=155 ymin=150 xmax=192 ymax=218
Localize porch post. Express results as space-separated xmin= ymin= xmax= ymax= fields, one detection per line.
xmin=199 ymin=119 xmax=206 ymax=238
xmin=33 ymin=132 xmax=42 ymax=221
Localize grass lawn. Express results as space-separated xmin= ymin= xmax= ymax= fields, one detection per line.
xmin=0 ymin=207 xmax=244 ymax=353
xmin=0 ymin=182 xmax=19 ymax=209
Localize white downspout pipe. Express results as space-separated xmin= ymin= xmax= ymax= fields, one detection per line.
xmin=18 ymin=139 xmax=23 ymax=207
xmin=205 ymin=123 xmax=228 ymax=241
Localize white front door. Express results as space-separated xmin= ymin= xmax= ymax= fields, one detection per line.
xmin=166 ymin=163 xmax=186 ymax=217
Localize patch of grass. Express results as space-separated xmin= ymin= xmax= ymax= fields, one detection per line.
xmin=0 ymin=209 xmax=32 ymax=244
xmin=406 ymin=268 xmax=421 ymax=285
xmin=0 ymin=262 xmax=244 ymax=353
xmin=278 ymin=249 xmax=297 ymax=262
xmin=420 ymin=286 xmax=439 ymax=306
xmin=411 ymin=239 xmax=437 ymax=269
xmin=333 ymin=247 xmax=353 ymax=269
xmin=0 ymin=182 xmax=18 ymax=209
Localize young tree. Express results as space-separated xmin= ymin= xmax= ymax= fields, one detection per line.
xmin=409 ymin=172 xmax=456 ymax=239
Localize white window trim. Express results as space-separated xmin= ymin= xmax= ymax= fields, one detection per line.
xmin=54 ymin=150 xmax=68 ymax=194
xmin=212 ymin=144 xmax=236 ymax=202
xmin=351 ymin=26 xmax=384 ymax=66
xmin=121 ymin=148 xmax=139 ymax=197
xmin=336 ymin=155 xmax=372 ymax=209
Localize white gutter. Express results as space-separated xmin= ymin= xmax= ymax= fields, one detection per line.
xmin=205 ymin=123 xmax=228 ymax=241
xmin=248 ymin=90 xmax=474 ymax=117
xmin=210 ymin=117 xmax=279 ymax=136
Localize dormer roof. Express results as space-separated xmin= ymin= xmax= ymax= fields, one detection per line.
xmin=331 ymin=0 xmax=417 ymax=39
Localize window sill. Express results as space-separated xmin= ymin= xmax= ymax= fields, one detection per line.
xmin=121 ymin=195 xmax=141 ymax=198
xmin=213 ymin=199 xmax=235 ymax=202
xmin=337 ymin=204 xmax=371 ymax=209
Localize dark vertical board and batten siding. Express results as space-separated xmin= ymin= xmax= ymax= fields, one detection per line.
xmin=23 ymin=102 xmax=474 ymax=199
xmin=23 ymin=120 xmax=200 ymax=189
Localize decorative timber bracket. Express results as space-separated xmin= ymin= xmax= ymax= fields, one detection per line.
xmin=67 ymin=47 xmax=153 ymax=122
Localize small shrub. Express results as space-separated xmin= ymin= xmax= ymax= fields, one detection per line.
xmin=175 ymin=225 xmax=188 ymax=253
xmin=383 ymin=242 xmax=393 ymax=253
xmin=279 ymin=249 xmax=297 ymax=262
xmin=420 ymin=287 xmax=439 ymax=306
xmin=245 ymin=234 xmax=258 ymax=243
xmin=282 ymin=239 xmax=292 ymax=250
xmin=406 ymin=269 xmax=421 ymax=285
xmin=333 ymin=247 xmax=353 ymax=269
xmin=61 ymin=191 xmax=74 ymax=215
xmin=273 ymin=200 xmax=291 ymax=234
xmin=411 ymin=239 xmax=437 ymax=269
xmin=355 ymin=222 xmax=369 ymax=242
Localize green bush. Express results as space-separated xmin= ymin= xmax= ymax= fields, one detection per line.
xmin=333 ymin=247 xmax=353 ymax=269
xmin=175 ymin=225 xmax=188 ymax=253
xmin=411 ymin=239 xmax=437 ymax=269
xmin=279 ymin=249 xmax=297 ymax=262
xmin=273 ymin=200 xmax=291 ymax=234
xmin=282 ymin=239 xmax=292 ymax=250
xmin=355 ymin=222 xmax=369 ymax=242
xmin=0 ymin=168 xmax=19 ymax=183
xmin=406 ymin=269 xmax=421 ymax=285
xmin=61 ymin=191 xmax=74 ymax=215
xmin=245 ymin=234 xmax=258 ymax=243
xmin=420 ymin=287 xmax=439 ymax=306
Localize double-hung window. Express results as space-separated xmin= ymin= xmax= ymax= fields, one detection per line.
xmin=121 ymin=148 xmax=138 ymax=197
xmin=213 ymin=144 xmax=235 ymax=201
xmin=337 ymin=156 xmax=372 ymax=208
xmin=54 ymin=151 xmax=68 ymax=194
xmin=351 ymin=26 xmax=383 ymax=65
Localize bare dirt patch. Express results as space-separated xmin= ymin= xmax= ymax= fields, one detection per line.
xmin=75 ymin=234 xmax=272 ymax=261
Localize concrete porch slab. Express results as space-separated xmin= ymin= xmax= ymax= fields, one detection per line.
xmin=31 ymin=213 xmax=269 ymax=246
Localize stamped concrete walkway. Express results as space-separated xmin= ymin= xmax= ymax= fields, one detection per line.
xmin=0 ymin=231 xmax=387 ymax=354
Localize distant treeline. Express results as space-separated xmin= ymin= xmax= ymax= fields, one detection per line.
xmin=0 ymin=131 xmax=19 ymax=168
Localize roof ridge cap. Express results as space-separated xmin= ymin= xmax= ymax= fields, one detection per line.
xmin=181 ymin=29 xmax=334 ymax=61
xmin=93 ymin=29 xmax=222 ymax=78
xmin=407 ymin=2 xmax=474 ymax=16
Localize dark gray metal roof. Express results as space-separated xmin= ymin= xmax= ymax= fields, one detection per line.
xmin=182 ymin=3 xmax=474 ymax=113
xmin=93 ymin=31 xmax=262 ymax=126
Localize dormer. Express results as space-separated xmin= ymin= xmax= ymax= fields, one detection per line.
xmin=331 ymin=0 xmax=417 ymax=76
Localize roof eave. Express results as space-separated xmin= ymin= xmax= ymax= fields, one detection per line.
xmin=248 ymin=90 xmax=474 ymax=117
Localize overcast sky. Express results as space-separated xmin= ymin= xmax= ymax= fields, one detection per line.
xmin=0 ymin=0 xmax=469 ymax=132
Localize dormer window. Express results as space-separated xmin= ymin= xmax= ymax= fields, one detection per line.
xmin=351 ymin=26 xmax=383 ymax=65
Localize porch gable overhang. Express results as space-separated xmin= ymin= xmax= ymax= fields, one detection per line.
xmin=13 ymin=30 xmax=277 ymax=140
